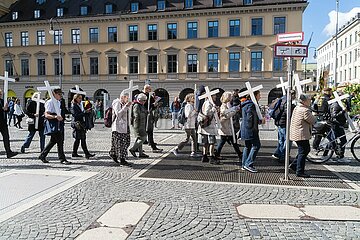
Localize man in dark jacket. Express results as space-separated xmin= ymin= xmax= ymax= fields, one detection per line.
xmin=0 ymin=89 xmax=17 ymax=158
xmin=240 ymin=90 xmax=264 ymax=173
xmin=21 ymin=99 xmax=46 ymax=153
xmin=272 ymin=90 xmax=296 ymax=162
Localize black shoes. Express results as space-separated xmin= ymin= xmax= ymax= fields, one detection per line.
xmin=129 ymin=149 xmax=137 ymax=158
xmin=85 ymin=153 xmax=95 ymax=159
xmin=202 ymin=155 xmax=209 ymax=163
xmin=20 ymin=146 xmax=25 ymax=153
xmin=72 ymin=153 xmax=83 ymax=158
xmin=289 ymin=164 xmax=297 ymax=172
xmin=296 ymin=173 xmax=311 ymax=178
xmin=120 ymin=159 xmax=132 ymax=167
xmin=210 ymin=156 xmax=222 ymax=165
xmin=38 ymin=155 xmax=49 ymax=163
xmin=152 ymin=148 xmax=163 ymax=153
xmin=60 ymin=159 xmax=72 ymax=165
xmin=139 ymin=154 xmax=149 ymax=158
xmin=7 ymin=151 xmax=18 ymax=158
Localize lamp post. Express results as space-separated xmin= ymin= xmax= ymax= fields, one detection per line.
xmin=49 ymin=18 xmax=62 ymax=89
xmin=304 ymin=47 xmax=317 ymax=92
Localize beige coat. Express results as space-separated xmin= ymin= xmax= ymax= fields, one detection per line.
xmin=290 ymin=103 xmax=317 ymax=141
xmin=218 ymin=103 xmax=238 ymax=136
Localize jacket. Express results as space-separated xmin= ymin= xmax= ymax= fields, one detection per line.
xmin=111 ymin=98 xmax=130 ymax=134
xmin=198 ymin=100 xmax=217 ymax=136
xmin=329 ymin=102 xmax=347 ymax=126
xmin=218 ymin=103 xmax=238 ymax=136
xmin=170 ymin=100 xmax=181 ymax=113
xmin=71 ymin=102 xmax=87 ymax=139
xmin=132 ymin=102 xmax=147 ymax=138
xmin=290 ymin=103 xmax=317 ymax=141
xmin=0 ymin=98 xmax=9 ymax=125
xmin=184 ymin=103 xmax=197 ymax=129
xmin=276 ymin=97 xmax=296 ymax=128
xmin=14 ymin=104 xmax=24 ymax=116
xmin=25 ymin=100 xmax=45 ymax=131
xmin=240 ymin=100 xmax=260 ymax=140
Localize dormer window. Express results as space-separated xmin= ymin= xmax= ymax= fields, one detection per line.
xmin=34 ymin=10 xmax=40 ymax=18
xmin=57 ymin=8 xmax=64 ymax=17
xmin=80 ymin=6 xmax=88 ymax=15
xmin=131 ymin=2 xmax=139 ymax=13
xmin=12 ymin=12 xmax=18 ymax=20
xmin=214 ymin=0 xmax=222 ymax=7
xmin=244 ymin=0 xmax=252 ymax=5
xmin=157 ymin=0 xmax=165 ymax=11
xmin=36 ymin=0 xmax=46 ymax=4
xmin=105 ymin=4 xmax=113 ymax=14
xmin=185 ymin=0 xmax=193 ymax=9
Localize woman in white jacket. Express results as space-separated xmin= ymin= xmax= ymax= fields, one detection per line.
xmin=172 ymin=94 xmax=199 ymax=157
xmin=14 ymin=98 xmax=25 ymax=129
xmin=109 ymin=91 xmax=132 ymax=166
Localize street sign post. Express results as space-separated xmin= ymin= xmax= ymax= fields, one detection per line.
xmin=274 ymin=44 xmax=308 ymax=58
xmin=276 ymin=32 xmax=304 ymax=43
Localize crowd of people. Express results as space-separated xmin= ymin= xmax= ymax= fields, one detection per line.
xmin=0 ymin=83 xmax=356 ymax=176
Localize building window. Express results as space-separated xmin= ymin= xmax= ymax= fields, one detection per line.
xmin=54 ymin=29 xmax=62 ymax=44
xmin=57 ymin=8 xmax=64 ymax=17
xmin=108 ymin=57 xmax=117 ymax=75
xmin=80 ymin=6 xmax=88 ymax=15
xmin=71 ymin=29 xmax=80 ymax=44
xmin=90 ymin=57 xmax=98 ymax=75
xmin=244 ymin=0 xmax=253 ymax=4
xmin=349 ymin=34 xmax=352 ymax=45
xmin=355 ymin=49 xmax=358 ymax=61
xmin=229 ymin=52 xmax=240 ymax=72
xmin=21 ymin=31 xmax=29 ymax=46
xmin=229 ymin=19 xmax=240 ymax=37
xmin=251 ymin=51 xmax=262 ymax=72
xmin=273 ymin=57 xmax=284 ymax=71
xmin=355 ymin=66 xmax=357 ymax=79
xmin=129 ymin=25 xmax=138 ymax=41
xmin=208 ymin=20 xmax=218 ymax=38
xmin=349 ymin=52 xmax=352 ymax=63
xmin=36 ymin=0 xmax=46 ymax=4
xmin=187 ymin=22 xmax=197 ymax=39
xmin=131 ymin=2 xmax=139 ymax=13
xmin=274 ymin=17 xmax=286 ymax=34
xmin=34 ymin=10 xmax=40 ymax=18
xmin=148 ymin=24 xmax=157 ymax=40
xmin=187 ymin=54 xmax=197 ymax=73
xmin=72 ymin=58 xmax=80 ymax=75
xmin=38 ymin=59 xmax=46 ymax=75
xmin=344 ymin=54 xmax=347 ymax=65
xmin=54 ymin=58 xmax=62 ymax=76
xmin=12 ymin=12 xmax=18 ymax=20
xmin=37 ymin=30 xmax=45 ymax=45
xmin=21 ymin=59 xmax=29 ymax=76
xmin=185 ymin=0 xmax=193 ymax=8
xmin=167 ymin=55 xmax=177 ymax=73
xmin=167 ymin=23 xmax=177 ymax=39
xmin=5 ymin=60 xmax=14 ymax=76
xmin=345 ymin=38 xmax=347 ymax=48
xmin=355 ymin=32 xmax=358 ymax=42
xmin=129 ymin=56 xmax=139 ymax=74
xmin=89 ymin=28 xmax=99 ymax=43
xmin=157 ymin=0 xmax=165 ymax=10
xmin=251 ymin=18 xmax=263 ymax=35
xmin=208 ymin=53 xmax=218 ymax=72
xmin=108 ymin=27 xmax=117 ymax=42
xmin=105 ymin=4 xmax=113 ymax=14
xmin=5 ymin=32 xmax=12 ymax=47
xmin=214 ymin=0 xmax=222 ymax=7
xmin=148 ymin=55 xmax=158 ymax=74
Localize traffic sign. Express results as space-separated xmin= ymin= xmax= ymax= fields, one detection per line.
xmin=276 ymin=32 xmax=304 ymax=43
xmin=274 ymin=44 xmax=308 ymax=57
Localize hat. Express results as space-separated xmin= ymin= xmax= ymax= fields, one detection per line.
xmin=120 ymin=90 xmax=129 ymax=97
xmin=137 ymin=93 xmax=147 ymax=101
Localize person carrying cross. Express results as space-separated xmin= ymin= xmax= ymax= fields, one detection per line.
xmin=0 ymin=89 xmax=17 ymax=158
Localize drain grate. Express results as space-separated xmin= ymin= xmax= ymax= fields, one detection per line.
xmin=140 ymin=141 xmax=353 ymax=189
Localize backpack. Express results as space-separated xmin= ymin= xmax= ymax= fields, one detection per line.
xmin=268 ymin=97 xmax=285 ymax=122
xmin=104 ymin=107 xmax=113 ymax=128
xmin=177 ymin=102 xmax=187 ymax=125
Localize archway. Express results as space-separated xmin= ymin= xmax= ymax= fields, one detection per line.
xmin=8 ymin=89 xmax=16 ymax=99
xmin=94 ymin=89 xmax=110 ymax=103
xmin=268 ymin=88 xmax=283 ymax=104
xmin=154 ymin=88 xmax=169 ymax=107
xmin=179 ymin=88 xmax=194 ymax=103
xmin=24 ymin=89 xmax=36 ymax=105
xmin=68 ymin=86 xmax=86 ymax=109
xmin=210 ymin=88 xmax=224 ymax=106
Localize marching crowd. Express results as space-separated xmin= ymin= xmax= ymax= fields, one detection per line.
xmin=0 ymin=83 xmax=356 ymax=178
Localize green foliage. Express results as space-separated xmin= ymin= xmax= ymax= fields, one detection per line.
xmin=344 ymin=84 xmax=360 ymax=116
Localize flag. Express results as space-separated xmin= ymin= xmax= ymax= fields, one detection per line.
xmin=302 ymin=32 xmax=314 ymax=62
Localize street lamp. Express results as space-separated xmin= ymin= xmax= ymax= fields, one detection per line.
xmin=304 ymin=47 xmax=317 ymax=92
xmin=48 ymin=17 xmax=62 ymax=89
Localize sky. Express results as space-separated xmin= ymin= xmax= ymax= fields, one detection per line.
xmin=303 ymin=0 xmax=360 ymax=62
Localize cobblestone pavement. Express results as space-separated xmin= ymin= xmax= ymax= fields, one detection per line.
xmin=0 ymin=119 xmax=360 ymax=240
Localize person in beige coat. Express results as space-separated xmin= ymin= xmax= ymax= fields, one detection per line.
xmin=289 ymin=94 xmax=317 ymax=178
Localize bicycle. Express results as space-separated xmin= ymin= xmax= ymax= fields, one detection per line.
xmin=307 ymin=116 xmax=360 ymax=163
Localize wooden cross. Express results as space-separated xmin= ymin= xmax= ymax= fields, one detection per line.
xmin=70 ymin=85 xmax=87 ymax=96
xmin=198 ymin=86 xmax=221 ymax=130
xmin=37 ymin=81 xmax=61 ymax=116
xmin=0 ymin=71 xmax=16 ymax=105
xmin=31 ymin=92 xmax=45 ymax=130
xmin=328 ymin=91 xmax=357 ymax=131
xmin=238 ymin=82 xmax=263 ymax=120
xmin=276 ymin=77 xmax=288 ymax=96
xmin=293 ymin=74 xmax=312 ymax=98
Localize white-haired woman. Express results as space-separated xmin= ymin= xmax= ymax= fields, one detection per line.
xmin=109 ymin=91 xmax=132 ymax=166
xmin=216 ymin=91 xmax=242 ymax=162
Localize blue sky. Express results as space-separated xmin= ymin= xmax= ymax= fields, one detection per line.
xmin=303 ymin=0 xmax=360 ymax=62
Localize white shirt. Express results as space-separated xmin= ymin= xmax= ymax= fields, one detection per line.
xmin=14 ymin=104 xmax=24 ymax=116
xmin=45 ymin=99 xmax=61 ymax=115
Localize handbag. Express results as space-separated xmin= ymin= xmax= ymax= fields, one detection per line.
xmin=44 ymin=119 xmax=60 ymax=135
xmin=26 ymin=118 xmax=34 ymax=125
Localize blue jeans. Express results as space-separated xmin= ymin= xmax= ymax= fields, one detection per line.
xmin=23 ymin=130 xmax=45 ymax=152
xmin=242 ymin=135 xmax=261 ymax=168
xmin=274 ymin=127 xmax=286 ymax=160
xmin=171 ymin=112 xmax=179 ymax=127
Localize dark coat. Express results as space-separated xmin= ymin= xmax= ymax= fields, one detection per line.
xmin=0 ymin=98 xmax=8 ymax=125
xmin=276 ymin=97 xmax=296 ymax=128
xmin=71 ymin=103 xmax=86 ymax=139
xmin=240 ymin=100 xmax=260 ymax=140
xmin=132 ymin=102 xmax=147 ymax=138
xmin=330 ymin=102 xmax=347 ymax=126
xmin=25 ymin=100 xmax=45 ymax=132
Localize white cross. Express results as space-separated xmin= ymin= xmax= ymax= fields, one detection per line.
xmin=31 ymin=92 xmax=45 ymax=130
xmin=328 ymin=91 xmax=357 ymax=131
xmin=198 ymin=86 xmax=221 ymax=130
xmin=123 ymin=80 xmax=139 ymax=102
xmin=293 ymin=74 xmax=312 ymax=98
xmin=238 ymin=82 xmax=263 ymax=120
xmin=70 ymin=85 xmax=87 ymax=96
xmin=276 ymin=77 xmax=288 ymax=96
xmin=0 ymin=71 xmax=16 ymax=105
xmin=37 ymin=81 xmax=61 ymax=116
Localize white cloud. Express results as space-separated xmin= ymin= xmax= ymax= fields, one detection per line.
xmin=323 ymin=7 xmax=360 ymax=36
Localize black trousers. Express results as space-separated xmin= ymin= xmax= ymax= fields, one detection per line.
xmin=147 ymin=130 xmax=157 ymax=149
xmin=73 ymin=137 xmax=90 ymax=155
xmin=332 ymin=125 xmax=347 ymax=158
xmin=40 ymin=131 xmax=66 ymax=160
xmin=292 ymin=140 xmax=310 ymax=174
xmin=0 ymin=125 xmax=11 ymax=154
